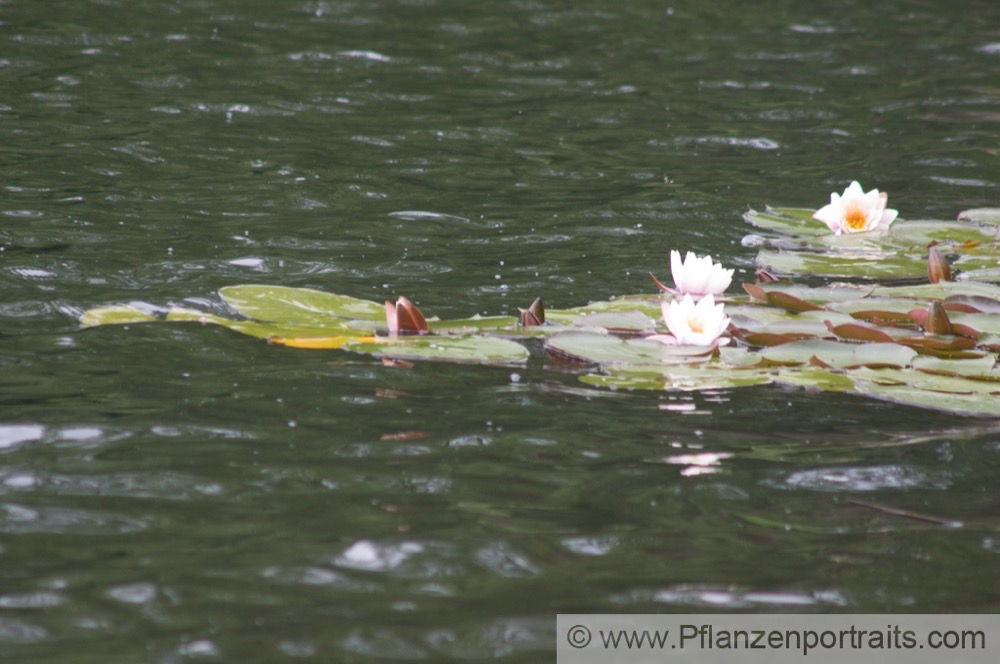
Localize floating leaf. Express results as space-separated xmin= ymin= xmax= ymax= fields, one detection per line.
xmin=773 ymin=367 xmax=856 ymax=392
xmin=760 ymin=340 xmax=917 ymax=369
xmin=850 ymin=368 xmax=1000 ymax=417
xmin=942 ymin=294 xmax=1000 ymax=314
xmin=743 ymin=207 xmax=827 ymax=236
xmin=165 ymin=308 xmax=369 ymax=339
xmin=826 ymin=321 xmax=898 ymax=343
xmin=270 ymin=335 xmax=368 ymax=349
xmin=582 ymin=362 xmax=774 ymax=392
xmin=743 ymin=282 xmax=767 ymax=301
xmin=219 ymin=285 xmax=385 ymax=325
xmin=912 ymin=355 xmax=998 ymax=378
xmin=545 ymin=332 xmax=714 ymax=367
xmin=888 ymin=219 xmax=997 ymax=247
xmin=80 ymin=305 xmax=158 ymax=327
xmin=568 ymin=311 xmax=657 ymax=335
xmin=348 ymin=335 xmax=529 ymax=365
xmin=958 ymin=208 xmax=1000 ymax=226
xmin=756 ymin=248 xmax=929 ymax=280
xmin=869 ymin=281 xmax=1000 ymax=301
xmin=429 ymin=316 xmax=520 ymax=334
xmin=743 ymin=332 xmax=807 ymax=347
xmin=766 ymin=290 xmax=824 ymax=312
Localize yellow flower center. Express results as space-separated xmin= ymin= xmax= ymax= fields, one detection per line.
xmin=687 ymin=316 xmax=704 ymax=334
xmin=845 ymin=207 xmax=868 ymax=231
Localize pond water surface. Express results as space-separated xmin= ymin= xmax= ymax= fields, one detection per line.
xmin=2 ymin=0 xmax=1000 ymax=661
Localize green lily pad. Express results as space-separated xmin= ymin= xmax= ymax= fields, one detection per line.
xmin=743 ymin=207 xmax=827 ymax=236
xmin=547 ymin=296 xmax=663 ymax=324
xmin=869 ymin=281 xmax=1000 ymax=301
xmin=760 ymin=340 xmax=917 ymax=369
xmin=911 ymin=355 xmax=999 ymax=378
xmin=545 ymin=332 xmax=715 ymax=366
xmin=850 ymin=367 xmax=1000 ymax=417
xmin=80 ymin=305 xmax=158 ymax=327
xmin=219 ymin=285 xmax=386 ymax=325
xmin=165 ymin=308 xmax=370 ymax=339
xmin=772 ymin=366 xmax=856 ymax=392
xmin=958 ymin=208 xmax=1000 ymax=226
xmin=756 ymin=248 xmax=930 ymax=280
xmin=888 ymin=219 xmax=999 ymax=246
xmin=429 ymin=316 xmax=520 ymax=334
xmin=347 ymin=335 xmax=529 ymax=365
xmin=747 ymin=283 xmax=876 ymax=304
xmin=581 ymin=362 xmax=774 ymax=392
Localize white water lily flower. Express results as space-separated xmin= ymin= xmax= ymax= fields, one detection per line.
xmin=668 ymin=250 xmax=734 ymax=299
xmin=813 ymin=181 xmax=898 ymax=235
xmin=648 ymin=293 xmax=730 ymax=347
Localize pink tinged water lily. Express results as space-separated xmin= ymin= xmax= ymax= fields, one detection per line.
xmin=813 ymin=181 xmax=898 ymax=235
xmin=650 ymin=250 xmax=733 ymax=299
xmin=647 ymin=294 xmax=731 ymax=347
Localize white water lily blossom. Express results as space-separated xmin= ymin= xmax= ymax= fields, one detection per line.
xmin=668 ymin=250 xmax=734 ymax=299
xmin=648 ymin=293 xmax=731 ymax=347
xmin=813 ymin=180 xmax=898 ymax=235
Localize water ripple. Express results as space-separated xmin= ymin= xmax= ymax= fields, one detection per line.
xmin=0 ymin=503 xmax=147 ymax=534
xmin=770 ymin=465 xmax=947 ymax=492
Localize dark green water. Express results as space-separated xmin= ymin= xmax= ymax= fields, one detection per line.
xmin=2 ymin=0 xmax=999 ymax=660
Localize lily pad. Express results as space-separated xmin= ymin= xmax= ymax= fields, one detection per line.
xmin=80 ymin=305 xmax=158 ymax=327
xmin=165 ymin=309 xmax=369 ymax=339
xmin=888 ymin=219 xmax=998 ymax=246
xmin=958 ymin=208 xmax=1000 ymax=226
xmin=219 ymin=285 xmax=386 ymax=325
xmin=743 ymin=207 xmax=827 ymax=236
xmin=760 ymin=340 xmax=917 ymax=369
xmin=850 ymin=367 xmax=1000 ymax=417
xmin=756 ymin=248 xmax=930 ymax=280
xmin=544 ymin=332 xmax=715 ymax=366
xmin=581 ymin=362 xmax=774 ymax=392
xmin=347 ymin=335 xmax=530 ymax=365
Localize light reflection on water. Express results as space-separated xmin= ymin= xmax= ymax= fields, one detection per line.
xmin=2 ymin=0 xmax=1000 ymax=659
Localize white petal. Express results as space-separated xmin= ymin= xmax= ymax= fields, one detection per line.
xmin=669 ymin=250 xmax=684 ymax=291
xmin=813 ymin=202 xmax=844 ymax=234
xmin=879 ymin=207 xmax=898 ymax=228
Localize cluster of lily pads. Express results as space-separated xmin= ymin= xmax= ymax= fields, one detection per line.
xmin=80 ymin=182 xmax=1000 ymax=416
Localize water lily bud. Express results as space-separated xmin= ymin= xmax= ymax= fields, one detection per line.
xmin=385 ymin=296 xmax=429 ymax=335
xmin=927 ymin=245 xmax=951 ymax=283
xmin=926 ymin=301 xmax=952 ymax=336
xmin=519 ymin=297 xmax=545 ymax=326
